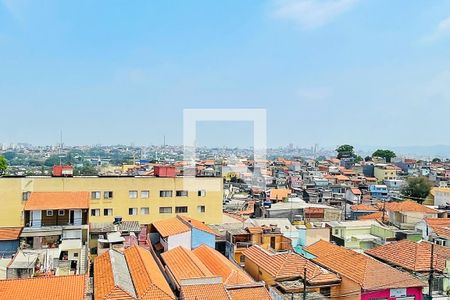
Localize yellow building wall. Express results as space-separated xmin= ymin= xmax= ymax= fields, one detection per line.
xmin=330 ymin=276 xmax=360 ymax=300
xmin=244 ymin=258 xmax=276 ymax=286
xmin=374 ymin=167 xmax=396 ymax=183
xmin=0 ymin=176 xmax=223 ymax=227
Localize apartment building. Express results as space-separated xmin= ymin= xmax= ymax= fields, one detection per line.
xmin=0 ymin=176 xmax=223 ymax=227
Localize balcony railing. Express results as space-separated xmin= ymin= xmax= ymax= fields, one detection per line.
xmin=26 ymin=217 xmax=86 ymax=228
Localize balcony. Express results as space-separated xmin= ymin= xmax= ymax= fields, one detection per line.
xmin=24 ymin=209 xmax=89 ymax=229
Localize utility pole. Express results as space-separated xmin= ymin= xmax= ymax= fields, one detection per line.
xmin=303 ymin=266 xmax=307 ymax=300
xmin=428 ymin=242 xmax=434 ymax=299
xmin=343 ymin=198 xmax=347 ymax=221
xmin=382 ymin=199 xmax=386 ymax=224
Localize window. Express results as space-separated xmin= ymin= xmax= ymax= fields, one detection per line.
xmin=198 ymin=190 xmax=206 ymax=197
xmin=22 ymin=192 xmax=31 ymax=201
xmin=197 ymin=205 xmax=206 ymax=213
xmin=431 ymin=277 xmax=444 ymax=293
xmin=91 ymin=191 xmax=101 ymax=200
xmin=58 ymin=210 xmax=65 ymax=216
xmin=104 ymin=208 xmax=113 ymax=216
xmin=128 ymin=208 xmax=138 ymax=215
xmin=270 ymin=236 xmax=276 ymax=249
xmin=73 ymin=253 xmax=79 ymax=258
xmin=91 ymin=209 xmax=100 ymax=217
xmin=159 ymin=207 xmax=172 ymax=214
xmin=176 ymin=190 xmax=188 ymax=197
xmin=140 ymin=207 xmax=149 ymax=215
xmin=129 ymin=190 xmax=138 ymax=199
xmin=160 ymin=190 xmax=173 ymax=197
xmin=319 ymin=287 xmax=331 ymax=297
xmin=46 ymin=210 xmax=54 ymax=217
xmin=175 ymin=206 xmax=188 ymax=213
xmin=141 ymin=190 xmax=150 ymax=199
xmin=104 ymin=191 xmax=113 ymax=199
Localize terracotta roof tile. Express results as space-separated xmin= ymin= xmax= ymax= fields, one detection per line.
xmin=351 ymin=188 xmax=362 ymax=195
xmin=152 ymin=217 xmax=190 ymax=237
xmin=305 ymin=240 xmax=424 ymax=291
xmin=180 ymin=283 xmax=230 ymax=300
xmin=0 ymin=227 xmax=22 ymax=240
xmin=242 ymin=245 xmax=340 ymax=285
xmin=246 ymin=227 xmax=263 ymax=234
xmin=94 ymin=246 xmax=175 ymax=300
xmin=178 ymin=216 xmax=216 ymax=235
xmin=124 ymin=246 xmax=175 ymax=299
xmin=161 ymin=246 xmax=213 ymax=284
xmin=381 ymin=201 xmax=438 ymax=214
xmin=425 ymin=218 xmax=450 ymax=226
xmin=192 ymin=245 xmax=254 ymax=285
xmin=94 ymin=251 xmax=116 ymax=300
xmin=350 ymin=204 xmax=377 ymax=212
xmin=366 ymin=240 xmax=450 ymax=273
xmin=335 ymin=175 xmax=350 ymax=181
xmin=365 ymin=177 xmax=377 ymax=181
xmin=227 ymin=285 xmax=272 ymax=300
xmin=358 ymin=211 xmax=388 ymax=223
xmin=24 ymin=192 xmax=90 ymax=210
xmin=0 ymin=275 xmax=85 ymax=300
xmin=430 ymin=225 xmax=450 ymax=239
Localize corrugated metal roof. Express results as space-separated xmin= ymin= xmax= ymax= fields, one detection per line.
xmin=89 ymin=221 xmax=141 ymax=233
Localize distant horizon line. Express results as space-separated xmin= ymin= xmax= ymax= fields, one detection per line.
xmin=3 ymin=142 xmax=450 ymax=150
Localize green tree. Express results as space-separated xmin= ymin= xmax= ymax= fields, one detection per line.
xmin=0 ymin=155 xmax=7 ymax=175
xmin=74 ymin=163 xmax=98 ymax=176
xmin=2 ymin=151 xmax=16 ymax=161
xmin=316 ymin=155 xmax=326 ymax=161
xmin=432 ymin=158 xmax=441 ymax=163
xmin=372 ymin=149 xmax=396 ymax=163
xmin=354 ymin=155 xmax=363 ymax=162
xmin=401 ymin=177 xmax=433 ymax=203
xmin=335 ymin=144 xmax=355 ymax=159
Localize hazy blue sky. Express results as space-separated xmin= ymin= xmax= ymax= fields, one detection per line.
xmin=1 ymin=0 xmax=450 ymax=147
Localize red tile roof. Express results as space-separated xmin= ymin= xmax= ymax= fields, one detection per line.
xmin=335 ymin=175 xmax=350 ymax=181
xmin=24 ymin=192 xmax=90 ymax=210
xmin=161 ymin=246 xmax=213 ymax=285
xmin=192 ymin=245 xmax=254 ymax=286
xmin=180 ymin=283 xmax=230 ymax=300
xmin=227 ymin=285 xmax=272 ymax=300
xmin=0 ymin=275 xmax=86 ymax=300
xmin=351 ymin=188 xmax=362 ymax=195
xmin=242 ymin=245 xmax=340 ymax=285
xmin=351 ymin=204 xmax=377 ymax=212
xmin=94 ymin=246 xmax=175 ymax=300
xmin=124 ymin=246 xmax=175 ymax=299
xmin=430 ymin=225 xmax=450 ymax=239
xmin=152 ymin=217 xmax=190 ymax=237
xmin=0 ymin=227 xmax=22 ymax=240
xmin=305 ymin=240 xmax=424 ymax=291
xmin=94 ymin=251 xmax=130 ymax=300
xmin=424 ymin=218 xmax=450 ymax=226
xmin=178 ymin=216 xmax=216 ymax=235
xmin=381 ymin=200 xmax=438 ymax=214
xmin=366 ymin=240 xmax=450 ymax=273
xmin=358 ymin=211 xmax=388 ymax=223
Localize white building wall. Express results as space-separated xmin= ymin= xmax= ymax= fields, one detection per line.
xmin=434 ymin=191 xmax=450 ymax=207
xmin=167 ymin=231 xmax=191 ymax=251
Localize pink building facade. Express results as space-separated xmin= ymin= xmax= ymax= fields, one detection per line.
xmin=362 ymin=287 xmax=423 ymax=300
